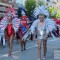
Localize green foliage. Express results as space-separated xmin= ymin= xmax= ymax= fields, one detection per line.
xmin=47 ymin=6 xmax=60 ymax=18
xmin=39 ymin=0 xmax=44 ymax=6
xmin=25 ymin=0 xmax=36 ymax=17
xmin=47 ymin=6 xmax=57 ymax=18
xmin=56 ymin=10 xmax=60 ymax=18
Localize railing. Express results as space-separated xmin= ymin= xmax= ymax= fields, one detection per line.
xmin=0 ymin=2 xmax=10 ymax=7
xmin=0 ymin=0 xmax=9 ymax=3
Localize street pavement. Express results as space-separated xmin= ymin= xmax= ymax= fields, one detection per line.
xmin=0 ymin=37 xmax=60 ymax=60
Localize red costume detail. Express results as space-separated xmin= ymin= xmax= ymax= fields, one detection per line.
xmin=20 ymin=15 xmax=29 ymax=27
xmin=56 ymin=20 xmax=60 ymax=25
xmin=20 ymin=20 xmax=29 ymax=28
xmin=52 ymin=18 xmax=60 ymax=36
xmin=21 ymin=16 xmax=28 ymax=19
xmin=53 ymin=18 xmax=60 ymax=25
xmin=6 ymin=23 xmax=14 ymax=37
xmin=17 ymin=16 xmax=29 ymax=40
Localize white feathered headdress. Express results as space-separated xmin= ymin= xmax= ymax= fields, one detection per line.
xmin=21 ymin=10 xmax=26 ymax=15
xmin=33 ymin=6 xmax=49 ymax=18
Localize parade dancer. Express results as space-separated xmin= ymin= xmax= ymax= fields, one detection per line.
xmin=5 ymin=17 xmax=14 ymax=55
xmin=30 ymin=6 xmax=56 ymax=60
xmin=17 ymin=11 xmax=29 ymax=51
xmin=0 ymin=6 xmax=20 ymax=55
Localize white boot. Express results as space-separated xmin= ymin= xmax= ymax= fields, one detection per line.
xmin=43 ymin=57 xmax=46 ymax=60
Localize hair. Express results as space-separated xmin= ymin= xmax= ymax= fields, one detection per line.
xmin=8 ymin=17 xmax=12 ymax=23
xmin=37 ymin=14 xmax=47 ymax=19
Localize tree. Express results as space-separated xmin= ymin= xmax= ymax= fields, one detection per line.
xmin=56 ymin=10 xmax=60 ymax=18
xmin=39 ymin=0 xmax=44 ymax=6
xmin=25 ymin=0 xmax=36 ymax=17
xmin=47 ymin=6 xmax=60 ymax=18
xmin=47 ymin=6 xmax=57 ymax=18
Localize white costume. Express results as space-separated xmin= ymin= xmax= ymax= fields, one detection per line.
xmin=0 ymin=7 xmax=20 ymax=46
xmin=0 ymin=16 xmax=8 ymax=46
xmin=12 ymin=18 xmax=20 ymax=32
xmin=33 ymin=6 xmax=49 ymax=18
xmin=30 ymin=18 xmax=56 ymax=40
xmin=22 ymin=6 xmax=56 ymax=40
xmin=0 ymin=16 xmax=20 ymax=46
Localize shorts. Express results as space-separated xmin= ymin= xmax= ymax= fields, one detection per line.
xmin=37 ymin=34 xmax=48 ymax=41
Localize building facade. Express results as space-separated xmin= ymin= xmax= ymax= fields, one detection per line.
xmin=0 ymin=0 xmax=16 ymax=17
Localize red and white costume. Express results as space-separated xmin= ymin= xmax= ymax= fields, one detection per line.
xmin=17 ymin=15 xmax=29 ymax=40
xmin=20 ymin=15 xmax=29 ymax=28
xmin=52 ymin=18 xmax=60 ymax=36
xmin=0 ymin=6 xmax=20 ymax=42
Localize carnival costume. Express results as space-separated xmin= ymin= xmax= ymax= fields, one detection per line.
xmin=0 ymin=6 xmax=20 ymax=40
xmin=18 ymin=15 xmax=29 ymax=40
xmin=30 ymin=6 xmax=56 ymax=40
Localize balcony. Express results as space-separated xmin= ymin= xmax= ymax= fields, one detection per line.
xmin=0 ymin=0 xmax=9 ymax=4
xmin=0 ymin=2 xmax=10 ymax=7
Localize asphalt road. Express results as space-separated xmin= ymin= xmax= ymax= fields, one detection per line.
xmin=0 ymin=37 xmax=60 ymax=60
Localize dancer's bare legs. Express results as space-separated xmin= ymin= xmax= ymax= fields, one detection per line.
xmin=37 ymin=40 xmax=42 ymax=60
xmin=8 ymin=35 xmax=13 ymax=55
xmin=43 ymin=37 xmax=47 ymax=59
